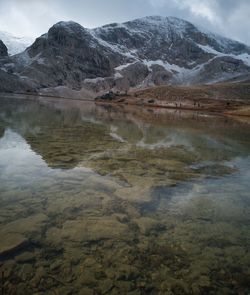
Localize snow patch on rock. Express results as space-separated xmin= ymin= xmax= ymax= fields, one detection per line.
xmin=198 ymin=44 xmax=250 ymax=66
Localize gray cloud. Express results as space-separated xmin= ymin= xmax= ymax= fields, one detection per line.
xmin=0 ymin=0 xmax=249 ymax=45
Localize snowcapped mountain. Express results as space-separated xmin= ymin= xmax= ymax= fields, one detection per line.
xmin=0 ymin=31 xmax=34 ymax=55
xmin=0 ymin=16 xmax=249 ymax=96
xmin=90 ymin=16 xmax=250 ymax=85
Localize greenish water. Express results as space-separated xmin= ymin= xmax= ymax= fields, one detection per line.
xmin=0 ymin=95 xmax=250 ymax=295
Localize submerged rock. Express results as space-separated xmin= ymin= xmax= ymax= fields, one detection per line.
xmin=2 ymin=213 xmax=47 ymax=236
xmin=115 ymin=185 xmax=152 ymax=203
xmin=46 ymin=216 xmax=132 ymax=244
xmin=133 ymin=217 xmax=164 ymax=235
xmin=0 ymin=233 xmax=28 ymax=258
xmin=0 ymin=213 xmax=47 ymax=260
xmin=15 ymin=251 xmax=36 ymax=263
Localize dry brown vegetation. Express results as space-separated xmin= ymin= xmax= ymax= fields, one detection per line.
xmin=97 ymin=83 xmax=250 ymax=116
xmin=132 ymin=83 xmax=250 ymax=101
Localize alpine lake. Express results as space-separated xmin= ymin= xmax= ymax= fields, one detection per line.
xmin=0 ymin=94 xmax=250 ymax=295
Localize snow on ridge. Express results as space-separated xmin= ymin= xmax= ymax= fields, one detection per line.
xmin=37 ymin=57 xmax=46 ymax=65
xmin=40 ymin=33 xmax=48 ymax=40
xmin=115 ymin=61 xmax=138 ymax=71
xmin=14 ymin=51 xmax=32 ymax=67
xmin=237 ymin=53 xmax=250 ymax=67
xmin=197 ymin=44 xmax=224 ymax=56
xmin=198 ymin=44 xmax=250 ymax=67
xmin=90 ymin=16 xmax=190 ymax=56
xmin=93 ymin=23 xmax=152 ymax=42
xmin=114 ymin=72 xmax=123 ymax=79
xmin=124 ymin=16 xmax=188 ymax=38
xmin=53 ymin=21 xmax=81 ymax=30
xmin=84 ymin=77 xmax=105 ymax=83
xmin=88 ymin=29 xmax=124 ymax=53
xmin=143 ymin=59 xmax=188 ymax=74
xmin=90 ymin=16 xmax=250 ymax=70
xmin=142 ymin=59 xmax=214 ymax=84
xmin=2 ymin=51 xmax=47 ymax=74
xmin=114 ymin=58 xmax=208 ymax=85
xmin=130 ymin=15 xmax=187 ymax=28
xmin=96 ymin=22 xmax=127 ymax=31
xmin=88 ymin=28 xmax=139 ymax=59
xmin=193 ymin=23 xmax=247 ymax=52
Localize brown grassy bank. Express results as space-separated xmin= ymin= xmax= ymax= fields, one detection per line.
xmin=96 ymin=83 xmax=250 ymax=116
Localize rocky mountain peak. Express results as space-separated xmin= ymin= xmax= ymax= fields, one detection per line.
xmin=49 ymin=21 xmax=87 ymax=36
xmin=125 ymin=15 xmax=190 ymax=30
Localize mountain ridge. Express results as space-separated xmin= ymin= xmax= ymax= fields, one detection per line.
xmin=0 ymin=15 xmax=250 ymax=97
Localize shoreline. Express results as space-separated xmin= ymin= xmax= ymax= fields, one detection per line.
xmin=0 ymin=91 xmax=94 ymax=102
xmin=95 ymin=99 xmax=225 ymax=115
xmin=1 ymin=90 xmax=250 ymax=119
xmin=95 ymin=97 xmax=250 ymax=118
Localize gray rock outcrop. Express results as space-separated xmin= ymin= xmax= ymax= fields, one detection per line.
xmin=0 ymin=39 xmax=8 ymax=57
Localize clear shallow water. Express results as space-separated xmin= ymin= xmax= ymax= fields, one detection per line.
xmin=0 ymin=95 xmax=250 ymax=295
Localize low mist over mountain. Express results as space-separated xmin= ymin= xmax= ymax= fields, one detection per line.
xmin=0 ymin=16 xmax=250 ymax=97
xmin=0 ymin=31 xmax=34 ymax=56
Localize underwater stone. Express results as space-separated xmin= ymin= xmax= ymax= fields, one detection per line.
xmin=19 ymin=263 xmax=34 ymax=281
xmin=46 ymin=216 xmax=132 ymax=244
xmin=115 ymin=185 xmax=152 ymax=203
xmin=98 ymin=279 xmax=114 ymax=293
xmin=0 ymin=233 xmax=28 ymax=258
xmin=133 ymin=217 xmax=163 ymax=235
xmin=15 ymin=251 xmax=36 ymax=263
xmin=2 ymin=213 xmax=48 ymax=236
xmin=30 ymin=266 xmax=46 ymax=287
xmin=78 ymin=287 xmax=95 ymax=295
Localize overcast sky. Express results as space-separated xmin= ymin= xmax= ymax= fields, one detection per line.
xmin=0 ymin=0 xmax=249 ymax=45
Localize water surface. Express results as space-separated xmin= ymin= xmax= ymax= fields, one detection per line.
xmin=0 ymin=95 xmax=250 ymax=295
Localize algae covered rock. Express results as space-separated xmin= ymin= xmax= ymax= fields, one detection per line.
xmin=15 ymin=251 xmax=36 ymax=263
xmin=46 ymin=216 xmax=132 ymax=244
xmin=133 ymin=217 xmax=164 ymax=235
xmin=0 ymin=233 xmax=28 ymax=257
xmin=2 ymin=213 xmax=48 ymax=236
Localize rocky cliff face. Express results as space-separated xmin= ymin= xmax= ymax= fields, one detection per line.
xmin=0 ymin=40 xmax=8 ymax=57
xmin=0 ymin=16 xmax=250 ymax=96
